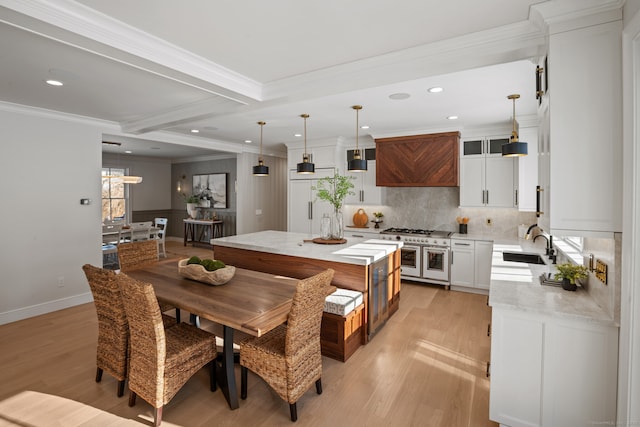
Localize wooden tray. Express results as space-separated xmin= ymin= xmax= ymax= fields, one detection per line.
xmin=312 ymin=237 xmax=347 ymax=245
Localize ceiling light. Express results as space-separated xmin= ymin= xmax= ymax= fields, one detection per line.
xmin=389 ymin=93 xmax=410 ymax=100
xmin=45 ymin=79 xmax=63 ymax=86
xmin=252 ymin=121 xmax=269 ymax=176
xmin=124 ymin=150 xmax=132 ymax=154
xmin=296 ymin=114 xmax=315 ymax=174
xmin=428 ymin=87 xmax=443 ymax=93
xmin=348 ymin=105 xmax=367 ymax=172
xmin=447 ymin=115 xmax=459 ymax=120
xmin=244 ymin=139 xmax=252 ymax=144
xmin=294 ymin=133 xmax=302 ymax=137
xmin=190 ymin=129 xmax=199 ymax=133
xmin=101 ymin=141 xmax=143 ymax=184
xmin=502 ymin=94 xmax=528 ymax=157
xmin=361 ymin=125 xmax=370 ymax=129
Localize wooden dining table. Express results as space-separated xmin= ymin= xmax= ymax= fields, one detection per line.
xmin=125 ymin=258 xmax=299 ymax=410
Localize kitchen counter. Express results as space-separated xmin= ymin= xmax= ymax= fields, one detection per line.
xmin=212 ymin=230 xmax=402 ymax=266
xmin=488 ymin=238 xmax=616 ymax=327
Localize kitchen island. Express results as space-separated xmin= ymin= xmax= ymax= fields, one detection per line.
xmin=211 ymin=230 xmax=403 ymax=360
xmin=488 ymin=240 xmax=618 ymax=427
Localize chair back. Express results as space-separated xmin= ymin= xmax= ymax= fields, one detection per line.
xmin=117 ymin=240 xmax=159 ymax=272
xmin=285 ymin=269 xmax=335 ymax=356
xmin=117 ymin=273 xmax=166 ymax=401
xmin=82 ymin=264 xmax=129 ymax=380
xmin=129 ymin=221 xmax=153 ymax=242
xmin=102 ymin=223 xmax=123 ymax=245
xmin=154 ymin=218 xmax=168 ymax=241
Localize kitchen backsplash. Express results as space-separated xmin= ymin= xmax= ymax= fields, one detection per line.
xmin=344 ymin=187 xmax=536 ymax=238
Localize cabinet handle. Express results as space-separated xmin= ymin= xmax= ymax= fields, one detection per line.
xmin=360 ymin=190 xmax=364 ymax=202
xmin=486 ymin=190 xmax=489 ymax=205
xmin=481 ymin=190 xmax=485 ymax=204
xmin=308 ymin=201 xmax=312 ymax=220
xmin=486 ymin=361 xmax=491 ymax=378
xmin=536 ymin=185 xmax=543 ymax=217
xmin=515 ymin=189 xmax=518 ymax=206
xmin=454 ymin=242 xmax=471 ymax=246
xmin=487 ymin=323 xmax=491 ymax=337
xmin=450 ymin=252 xmax=453 ymax=264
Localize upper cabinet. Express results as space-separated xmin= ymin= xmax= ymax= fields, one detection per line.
xmin=539 ymin=20 xmax=622 ymax=237
xmin=344 ymin=148 xmax=384 ymax=205
xmin=375 ymin=132 xmax=459 ymax=187
xmin=460 ymin=136 xmax=517 ymax=208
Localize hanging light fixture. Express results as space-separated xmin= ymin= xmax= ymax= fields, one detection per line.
xmin=502 ymin=94 xmax=528 ymax=157
xmin=102 ymin=141 xmax=144 ymax=183
xmin=252 ymin=121 xmax=269 ymax=176
xmin=296 ymin=114 xmax=315 ymax=174
xmin=348 ymin=105 xmax=367 ymax=172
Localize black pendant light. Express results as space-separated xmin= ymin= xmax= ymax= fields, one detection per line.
xmin=348 ymin=105 xmax=367 ymax=172
xmin=296 ymin=114 xmax=315 ymax=174
xmin=252 ymin=121 xmax=269 ymax=176
xmin=502 ymin=94 xmax=528 ymax=157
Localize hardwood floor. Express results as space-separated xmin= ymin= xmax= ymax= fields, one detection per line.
xmin=0 ymin=241 xmax=497 ymax=426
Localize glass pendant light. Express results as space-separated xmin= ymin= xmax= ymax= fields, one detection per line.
xmin=348 ymin=105 xmax=367 ymax=172
xmin=502 ymin=94 xmax=528 ymax=157
xmin=296 ymin=114 xmax=315 ymax=174
xmin=252 ymin=121 xmax=269 ymax=176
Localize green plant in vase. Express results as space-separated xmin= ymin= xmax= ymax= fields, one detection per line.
xmin=554 ymin=262 xmax=589 ymax=291
xmin=312 ymin=171 xmax=355 ymax=239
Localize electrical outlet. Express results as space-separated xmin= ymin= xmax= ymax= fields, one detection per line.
xmin=57 ymin=276 xmax=65 ymax=287
xmin=486 ymin=218 xmax=492 ymax=226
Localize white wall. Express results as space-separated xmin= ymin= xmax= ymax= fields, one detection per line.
xmin=0 ymin=105 xmax=103 ymax=324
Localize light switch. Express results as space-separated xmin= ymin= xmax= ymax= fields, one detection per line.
xmin=80 ymin=198 xmax=91 ymax=205
xmin=256 ymin=209 xmax=262 ymax=215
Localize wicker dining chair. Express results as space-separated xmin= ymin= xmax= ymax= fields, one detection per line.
xmin=117 ymin=273 xmax=217 ymax=427
xmin=82 ymin=264 xmax=177 ymax=397
xmin=240 ymin=268 xmax=335 ymax=422
xmin=118 ymin=240 xmax=181 ymax=323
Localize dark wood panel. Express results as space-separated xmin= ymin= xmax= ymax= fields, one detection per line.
xmin=375 ymin=131 xmax=459 ymax=187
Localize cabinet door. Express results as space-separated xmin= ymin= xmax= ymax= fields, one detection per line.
xmin=459 ymin=157 xmax=485 ymax=207
xmin=462 ymin=139 xmax=485 ymax=157
xmin=490 ymin=310 xmax=544 ymax=427
xmin=289 ymin=180 xmax=313 ymax=233
xmin=450 ymin=239 xmax=474 ymax=287
xmin=517 ymin=127 xmax=539 ymax=212
xmin=474 ymin=240 xmax=493 ymax=290
xmin=362 ymin=160 xmax=382 ymax=204
xmin=485 ymin=157 xmax=515 ymax=208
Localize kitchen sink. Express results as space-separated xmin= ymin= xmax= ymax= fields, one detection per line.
xmin=502 ymin=251 xmax=547 ymax=265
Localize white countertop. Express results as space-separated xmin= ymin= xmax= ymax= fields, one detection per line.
xmin=212 ymin=230 xmax=402 ymax=266
xmin=488 ymin=239 xmax=616 ymax=327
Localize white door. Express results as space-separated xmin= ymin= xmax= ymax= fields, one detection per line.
xmin=289 ymin=180 xmax=312 ymax=233
xmin=450 ymin=239 xmax=474 ymax=287
xmin=459 ymin=157 xmax=484 ymax=207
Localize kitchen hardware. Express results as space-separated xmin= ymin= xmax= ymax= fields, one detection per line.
xmin=595 ymin=259 xmax=608 ymax=285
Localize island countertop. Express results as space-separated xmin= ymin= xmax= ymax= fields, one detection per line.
xmin=212 ymin=230 xmax=403 ymax=266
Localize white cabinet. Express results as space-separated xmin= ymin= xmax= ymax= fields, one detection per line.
xmin=345 ymin=160 xmax=383 ymax=205
xmin=288 ymin=169 xmax=335 ymax=234
xmin=516 ymin=127 xmax=539 ymax=212
xmin=474 ymin=240 xmax=493 ymax=290
xmin=539 ymin=20 xmax=622 ymax=237
xmin=343 ymin=229 xmax=380 ymax=240
xmin=450 ymin=239 xmax=474 ymax=287
xmin=490 ymin=308 xmax=618 ymax=427
xmin=460 ymin=137 xmax=517 ymax=208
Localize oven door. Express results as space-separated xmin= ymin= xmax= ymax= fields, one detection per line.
xmin=422 ymin=246 xmax=450 ymax=282
xmin=400 ymin=245 xmax=421 ymax=277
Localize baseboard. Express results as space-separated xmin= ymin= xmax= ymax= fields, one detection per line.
xmin=0 ymin=292 xmax=93 ymax=325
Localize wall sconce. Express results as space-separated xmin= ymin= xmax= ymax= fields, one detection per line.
xmin=176 ymin=174 xmax=186 ymax=192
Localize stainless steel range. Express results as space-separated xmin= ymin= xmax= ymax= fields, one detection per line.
xmin=379 ymin=227 xmax=452 ymax=289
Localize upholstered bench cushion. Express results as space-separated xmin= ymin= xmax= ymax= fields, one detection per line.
xmin=324 ymin=289 xmax=363 ymax=316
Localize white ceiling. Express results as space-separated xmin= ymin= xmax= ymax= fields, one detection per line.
xmin=0 ymin=0 xmax=553 ymax=160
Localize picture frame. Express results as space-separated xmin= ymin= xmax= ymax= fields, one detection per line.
xmin=192 ymin=173 xmax=228 ymax=209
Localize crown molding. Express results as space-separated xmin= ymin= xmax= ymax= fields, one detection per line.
xmin=0 ymin=0 xmax=262 ymax=102
xmin=530 ymin=0 xmax=624 ymax=34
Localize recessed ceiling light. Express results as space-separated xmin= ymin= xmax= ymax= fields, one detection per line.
xmin=428 ymin=87 xmax=443 ymax=93
xmin=124 ymin=150 xmax=132 ymax=154
xmin=361 ymin=125 xmax=370 ymax=129
xmin=389 ymin=93 xmax=410 ymax=100
xmin=45 ymin=79 xmax=63 ymax=86
xmin=150 ymin=147 xmax=160 ymax=150
xmin=244 ymin=139 xmax=252 ymax=144
xmin=447 ymin=115 xmax=459 ymax=120
xmin=190 ymin=129 xmax=199 ymax=133
xmin=294 ymin=133 xmax=302 ymax=137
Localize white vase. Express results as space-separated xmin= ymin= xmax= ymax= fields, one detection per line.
xmin=199 ymin=199 xmax=210 ymax=208
xmin=186 ymin=203 xmax=198 ymax=218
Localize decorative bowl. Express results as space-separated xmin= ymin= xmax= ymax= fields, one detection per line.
xmin=178 ymin=259 xmax=235 ymax=286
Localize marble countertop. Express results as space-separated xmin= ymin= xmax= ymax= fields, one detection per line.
xmin=488 ymin=239 xmax=616 ymax=327
xmin=212 ymin=230 xmax=402 ymax=266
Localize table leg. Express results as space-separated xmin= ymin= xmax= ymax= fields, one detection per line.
xmin=183 ymin=222 xmax=188 ymax=246
xmin=217 ymin=325 xmax=239 ymax=410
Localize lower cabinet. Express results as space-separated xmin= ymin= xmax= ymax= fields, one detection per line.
xmin=451 ymin=238 xmax=493 ymax=291
xmin=474 ymin=240 xmax=493 ymax=290
xmin=490 ymin=308 xmax=618 ymax=427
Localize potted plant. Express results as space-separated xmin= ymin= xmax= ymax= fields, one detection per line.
xmin=372 ymin=212 xmax=384 ymax=228
xmin=312 ymin=171 xmax=355 ymax=239
xmin=554 ymin=262 xmax=589 ymax=291
xmin=182 ymin=193 xmax=199 ymax=218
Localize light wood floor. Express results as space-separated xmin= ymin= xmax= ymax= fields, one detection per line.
xmin=0 ymin=241 xmax=497 ymax=427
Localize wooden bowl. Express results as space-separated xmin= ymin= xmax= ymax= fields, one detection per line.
xmin=178 ymin=259 xmax=235 ymax=286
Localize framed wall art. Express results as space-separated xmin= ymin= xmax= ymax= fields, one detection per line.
xmin=193 ymin=173 xmax=228 ymax=208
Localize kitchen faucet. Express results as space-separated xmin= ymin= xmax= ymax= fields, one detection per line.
xmin=526 ymin=223 xmax=556 ymax=263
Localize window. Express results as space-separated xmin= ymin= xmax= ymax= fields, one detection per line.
xmin=101 ymin=168 xmax=127 ymax=222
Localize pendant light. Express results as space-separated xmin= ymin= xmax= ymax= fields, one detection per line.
xmin=101 ymin=141 xmax=143 ymax=183
xmin=348 ymin=105 xmax=367 ymax=172
xmin=296 ymin=114 xmax=315 ymax=174
xmin=252 ymin=121 xmax=269 ymax=176
xmin=502 ymin=94 xmax=528 ymax=157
